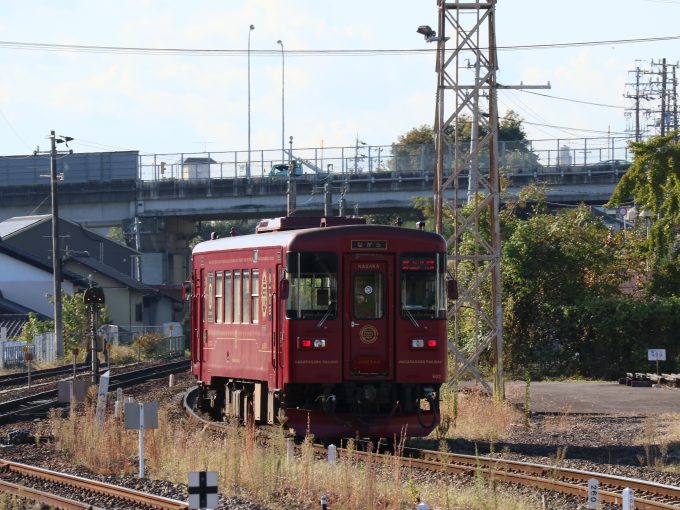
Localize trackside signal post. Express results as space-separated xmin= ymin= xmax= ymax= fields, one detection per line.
xmin=83 ymin=286 xmax=105 ymax=384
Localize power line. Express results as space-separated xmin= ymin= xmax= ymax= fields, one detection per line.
xmin=516 ymin=89 xmax=626 ymax=109
xmin=0 ymin=34 xmax=677 ymax=57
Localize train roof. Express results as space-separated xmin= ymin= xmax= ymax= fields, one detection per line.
xmin=192 ymin=222 xmax=445 ymax=255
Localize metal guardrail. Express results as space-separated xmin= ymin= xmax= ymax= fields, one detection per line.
xmin=138 ymin=136 xmax=633 ymax=182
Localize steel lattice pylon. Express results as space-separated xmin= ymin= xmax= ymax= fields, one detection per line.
xmin=432 ymin=0 xmax=504 ymax=398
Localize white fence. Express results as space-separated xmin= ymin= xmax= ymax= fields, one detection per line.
xmin=0 ymin=332 xmax=63 ymax=368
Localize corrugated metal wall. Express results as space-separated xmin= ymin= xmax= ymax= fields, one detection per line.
xmin=0 ymin=151 xmax=139 ymax=186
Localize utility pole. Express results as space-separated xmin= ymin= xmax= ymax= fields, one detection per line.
xmin=624 ymin=66 xmax=645 ymax=141
xmin=287 ymin=135 xmax=296 ymax=215
xmin=425 ymin=0 xmax=549 ymax=399
xmin=49 ymin=132 xmax=63 ymax=351
xmin=661 ymin=58 xmax=667 ymax=136
xmin=38 ymin=132 xmax=73 ymax=351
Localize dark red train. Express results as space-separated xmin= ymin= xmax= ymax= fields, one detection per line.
xmin=189 ymin=216 xmax=453 ymax=439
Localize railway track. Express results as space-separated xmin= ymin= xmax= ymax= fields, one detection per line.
xmin=182 ymin=386 xmax=680 ymax=509
xmin=0 ymin=359 xmax=190 ymax=424
xmin=0 ymin=363 xmax=90 ymax=389
xmin=0 ymin=459 xmax=187 ymax=509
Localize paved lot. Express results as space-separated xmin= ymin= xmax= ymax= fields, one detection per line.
xmin=505 ymin=381 xmax=680 ymax=415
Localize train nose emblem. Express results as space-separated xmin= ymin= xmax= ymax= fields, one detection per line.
xmin=359 ymin=325 xmax=378 ymax=344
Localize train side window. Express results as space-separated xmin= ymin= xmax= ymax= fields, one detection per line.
xmin=225 ymin=271 xmax=233 ymax=323
xmin=242 ymin=269 xmax=251 ymax=323
xmin=215 ymin=272 xmax=223 ymax=323
xmin=207 ymin=272 xmax=214 ymax=323
xmin=234 ymin=270 xmax=242 ymax=323
xmin=251 ymin=269 xmax=259 ymax=324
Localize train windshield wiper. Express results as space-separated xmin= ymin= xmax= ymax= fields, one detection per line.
xmin=317 ymin=302 xmax=335 ymax=328
xmin=403 ymin=306 xmax=420 ymax=328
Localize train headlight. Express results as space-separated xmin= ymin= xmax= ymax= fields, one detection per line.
xmin=411 ymin=338 xmax=438 ymax=349
xmin=298 ymin=338 xmax=327 ymax=350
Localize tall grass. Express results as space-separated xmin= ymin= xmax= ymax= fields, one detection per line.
xmin=48 ymin=392 xmax=537 ymax=510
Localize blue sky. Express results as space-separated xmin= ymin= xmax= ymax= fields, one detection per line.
xmin=0 ymin=0 xmax=678 ymax=157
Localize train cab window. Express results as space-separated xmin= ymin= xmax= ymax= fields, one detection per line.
xmin=242 ymin=269 xmax=251 ymax=323
xmin=207 ymin=272 xmax=214 ymax=323
xmin=353 ymin=271 xmax=384 ymax=319
xmin=286 ymin=252 xmax=338 ymax=320
xmin=225 ymin=271 xmax=233 ymax=323
xmin=234 ymin=270 xmax=242 ymax=323
xmin=400 ymin=253 xmax=447 ymax=320
xmin=215 ymin=272 xmax=223 ymax=323
xmin=251 ymin=269 xmax=259 ymax=324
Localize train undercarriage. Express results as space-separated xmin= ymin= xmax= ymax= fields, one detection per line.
xmin=197 ymin=378 xmax=441 ymax=439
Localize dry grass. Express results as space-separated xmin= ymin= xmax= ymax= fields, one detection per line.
xmin=635 ymin=413 xmax=680 ymax=472
xmin=49 ymin=397 xmax=536 ymax=510
xmin=438 ymin=386 xmax=523 ymax=443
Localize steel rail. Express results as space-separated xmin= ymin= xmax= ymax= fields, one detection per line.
xmin=0 ymin=477 xmax=105 ymax=509
xmin=0 ymin=363 xmax=90 ymax=388
xmin=330 ymin=446 xmax=679 ymax=510
xmin=0 ymin=459 xmax=188 ymax=509
xmin=417 ymin=450 xmax=680 ymax=502
xmin=184 ymin=385 xmax=679 ymax=508
xmin=0 ymin=359 xmax=191 ymax=424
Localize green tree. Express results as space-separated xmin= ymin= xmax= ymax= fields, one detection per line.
xmin=391 ymin=125 xmax=435 ymax=173
xmin=607 ymin=132 xmax=680 ymax=259
xmin=19 ymin=312 xmax=52 ymax=343
xmin=20 ymin=291 xmax=103 ymax=354
xmin=391 ymin=111 xmax=538 ymax=175
xmin=501 ymin=205 xmax=628 ymax=374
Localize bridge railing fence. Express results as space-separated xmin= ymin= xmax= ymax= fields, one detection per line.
xmin=137 ymin=136 xmax=633 ymax=183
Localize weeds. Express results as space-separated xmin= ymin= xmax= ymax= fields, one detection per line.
xmin=48 ymin=395 xmax=537 ymax=510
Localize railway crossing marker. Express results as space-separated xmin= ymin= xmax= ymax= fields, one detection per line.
xmin=124 ymin=402 xmax=159 ymax=478
xmin=587 ymin=478 xmax=599 ymax=509
xmin=188 ymin=471 xmax=218 ymax=510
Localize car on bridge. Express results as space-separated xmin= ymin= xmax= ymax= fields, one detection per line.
xmin=269 ymin=161 xmax=303 ymax=178
xmin=594 ymin=159 xmax=631 ymax=169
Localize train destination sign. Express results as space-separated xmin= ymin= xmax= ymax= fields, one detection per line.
xmin=351 ymin=240 xmax=387 ymax=250
xmin=401 ymin=257 xmax=436 ymax=271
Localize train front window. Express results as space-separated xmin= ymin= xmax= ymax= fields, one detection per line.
xmin=353 ymin=271 xmax=384 ymax=319
xmin=286 ymin=252 xmax=337 ymax=320
xmin=400 ymin=253 xmax=446 ymax=320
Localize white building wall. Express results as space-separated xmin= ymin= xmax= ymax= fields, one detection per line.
xmin=0 ymin=253 xmax=74 ymax=317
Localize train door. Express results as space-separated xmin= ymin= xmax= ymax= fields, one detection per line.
xmin=272 ymin=264 xmax=283 ymax=389
xmin=192 ymin=267 xmax=204 ymax=379
xmin=343 ymin=255 xmax=394 ymax=379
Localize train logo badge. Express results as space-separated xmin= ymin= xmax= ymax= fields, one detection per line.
xmin=359 ymin=325 xmax=379 ymax=344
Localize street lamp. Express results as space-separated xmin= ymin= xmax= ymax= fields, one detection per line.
xmin=277 ymin=39 xmax=285 ymax=164
xmin=247 ymin=24 xmax=255 ymax=180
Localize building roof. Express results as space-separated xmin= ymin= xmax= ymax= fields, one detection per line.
xmin=0 ymin=215 xmax=50 ymax=239
xmin=0 ymin=214 xmax=138 ymax=254
xmin=66 ymin=255 xmax=154 ymax=293
xmin=0 ymin=241 xmax=86 ymax=285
